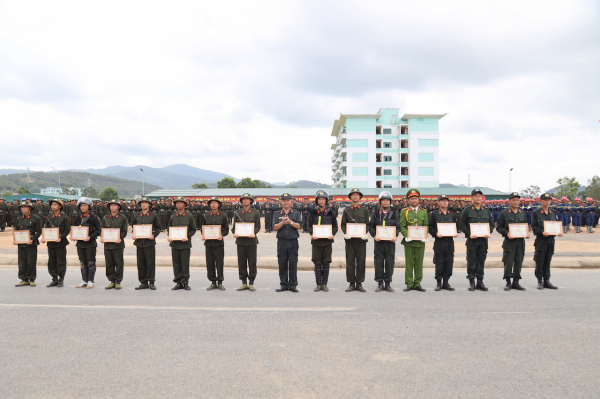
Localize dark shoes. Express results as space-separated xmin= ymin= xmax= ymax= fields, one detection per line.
xmin=442 ymin=278 xmax=454 ymax=291
xmin=289 ymin=287 xmax=298 ymax=293
xmin=511 ymin=278 xmax=526 ymax=291
xmin=475 ymin=278 xmax=488 ymax=291
xmin=321 ymin=285 xmax=329 ymax=292
xmin=149 ymin=283 xmax=156 ymax=290
xmin=183 ymin=284 xmax=191 ymax=291
xmin=355 ymin=283 xmax=366 ymax=292
xmin=171 ymin=283 xmax=184 ymax=291
xmin=504 ymin=278 xmax=512 ymax=291
xmin=57 ymin=281 xmax=64 ymax=288
xmin=314 ymin=285 xmax=322 ymax=292
xmin=375 ymin=282 xmax=384 ymax=292
xmin=543 ymin=278 xmax=558 ymax=289
xmin=217 ymin=283 xmax=226 ymax=291
xmin=384 ymin=282 xmax=395 ymax=292
xmin=275 ymin=287 xmax=288 ymax=292
xmin=345 ymin=283 xmax=356 ymax=292
xmin=468 ymin=279 xmax=476 ymax=291
xmin=537 ymin=279 xmax=544 ymax=290
xmin=414 ymin=285 xmax=426 ymax=292
xmin=207 ymin=282 xmax=218 ymax=291
xmin=403 ymin=285 xmax=412 ymax=292
xmin=46 ymin=281 xmax=59 ymax=287
xmin=435 ymin=279 xmax=442 ymax=291
xmin=135 ymin=283 xmax=149 ymax=290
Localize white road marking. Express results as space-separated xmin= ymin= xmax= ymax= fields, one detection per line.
xmin=0 ymin=303 xmax=356 ymax=312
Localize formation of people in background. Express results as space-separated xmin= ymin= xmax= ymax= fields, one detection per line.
xmin=4 ymin=188 xmax=596 ymax=293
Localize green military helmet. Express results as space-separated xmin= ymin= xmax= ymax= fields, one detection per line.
xmin=48 ymin=198 xmax=63 ymax=208
xmin=315 ymin=190 xmax=329 ymax=204
xmin=173 ymin=196 xmax=187 ymax=206
xmin=407 ymin=189 xmax=420 ymax=198
xmin=139 ymin=197 xmax=152 ymax=206
xmin=239 ymin=193 xmax=254 ymax=204
xmin=107 ymin=199 xmax=122 ymax=210
xmin=19 ymin=201 xmax=34 ymax=209
xmin=207 ymin=196 xmax=222 ymax=208
xmin=348 ymin=188 xmax=363 ymax=200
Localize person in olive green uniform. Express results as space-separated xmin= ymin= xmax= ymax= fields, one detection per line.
xmin=496 ymin=192 xmax=530 ymax=291
xmin=232 ymin=193 xmax=261 ymax=291
xmin=203 ymin=197 xmax=229 ymax=290
xmin=0 ymin=198 xmax=8 ymax=231
xmin=101 ymin=200 xmax=128 ymax=289
xmin=368 ymin=191 xmax=400 ymax=292
xmin=459 ymin=189 xmax=495 ymax=291
xmin=531 ymin=193 xmax=561 ymax=290
xmin=308 ymin=190 xmax=338 ymax=292
xmin=41 ymin=199 xmax=70 ymax=287
xmin=168 ymin=196 xmax=197 ymax=290
xmin=132 ymin=197 xmax=162 ymax=290
xmin=13 ymin=202 xmax=42 ymax=286
xmin=72 ymin=197 xmax=101 ymax=289
xmin=400 ymin=189 xmax=429 ymax=292
xmin=341 ymin=188 xmax=369 ymax=292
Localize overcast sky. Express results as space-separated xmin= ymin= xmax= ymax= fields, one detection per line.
xmin=0 ymin=0 xmax=598 ymax=192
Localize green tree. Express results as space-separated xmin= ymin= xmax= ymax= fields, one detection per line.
xmin=99 ymin=187 xmax=119 ymax=201
xmin=60 ymin=183 xmax=78 ymax=196
xmin=555 ymin=176 xmax=580 ymax=201
xmin=82 ymin=186 xmax=99 ymax=198
xmin=286 ymin=186 xmax=298 ymax=188
xmin=217 ymin=177 xmax=236 ymax=188
xmin=2 ymin=191 xmax=12 ymax=197
xmin=520 ymin=185 xmax=540 ymax=198
xmin=192 ymin=183 xmax=208 ymax=189
xmin=584 ymin=175 xmax=600 ymax=200
xmin=18 ymin=186 xmax=29 ymax=194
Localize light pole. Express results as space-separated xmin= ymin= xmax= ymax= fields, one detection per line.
xmin=51 ymin=166 xmax=60 ymax=196
xmin=509 ymin=168 xmax=513 ymax=192
xmin=140 ymin=168 xmax=144 ymax=196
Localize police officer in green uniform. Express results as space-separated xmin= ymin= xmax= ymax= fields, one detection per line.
xmin=428 ymin=194 xmax=458 ymax=291
xmin=400 ymin=189 xmax=429 ymax=292
xmin=0 ymin=198 xmax=7 ymax=231
xmin=496 ymin=192 xmax=530 ymax=291
xmin=132 ymin=197 xmax=162 ymax=290
xmin=232 ymin=193 xmax=261 ymax=291
xmin=168 ymin=196 xmax=196 ymax=290
xmin=41 ymin=199 xmax=70 ymax=287
xmin=308 ymin=190 xmax=338 ymax=292
xmin=273 ymin=193 xmax=302 ymax=292
xmin=368 ymin=191 xmax=399 ymax=292
xmin=13 ymin=202 xmax=42 ymax=286
xmin=531 ymin=193 xmax=561 ymax=290
xmin=101 ymin=200 xmax=128 ymax=290
xmin=341 ymin=188 xmax=369 ymax=292
xmin=202 ymin=197 xmax=229 ymax=291
xmin=460 ymin=189 xmax=495 ymax=291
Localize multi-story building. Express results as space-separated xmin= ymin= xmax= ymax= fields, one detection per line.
xmin=330 ymin=108 xmax=446 ymax=189
xmin=41 ymin=187 xmax=83 ymax=196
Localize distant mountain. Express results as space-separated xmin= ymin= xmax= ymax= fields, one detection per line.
xmin=547 ymin=186 xmax=586 ymax=195
xmin=0 ymin=171 xmax=161 ymax=198
xmin=286 ymin=180 xmax=331 ymax=188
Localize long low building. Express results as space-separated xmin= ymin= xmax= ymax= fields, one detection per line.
xmin=145 ymin=187 xmax=508 ymax=201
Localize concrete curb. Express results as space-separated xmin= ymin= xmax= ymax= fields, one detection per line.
xmin=1 ymin=254 xmax=598 ymax=270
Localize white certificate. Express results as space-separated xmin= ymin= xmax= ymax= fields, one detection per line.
xmin=133 ymin=225 xmax=152 ymax=239
xmin=346 ymin=223 xmax=366 ymax=238
xmin=509 ymin=224 xmax=528 ymax=238
xmin=437 ymin=223 xmax=457 ymax=237
xmin=71 ymin=226 xmax=89 ymax=240
xmin=202 ymin=225 xmax=221 ymax=240
xmin=42 ymin=228 xmax=59 ymax=241
xmin=101 ymin=228 xmax=120 ymax=242
xmin=407 ymin=226 xmax=427 ymax=240
xmin=544 ymin=221 xmax=562 ymax=235
xmin=13 ymin=231 xmax=31 ymax=244
xmin=169 ymin=226 xmax=188 ymax=241
xmin=235 ymin=223 xmax=254 ymax=237
xmin=313 ymin=225 xmax=332 ymax=238
xmin=470 ymin=223 xmax=490 ymax=237
xmin=376 ymin=226 xmax=396 ymax=240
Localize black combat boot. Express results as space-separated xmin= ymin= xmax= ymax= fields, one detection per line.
xmin=504 ymin=278 xmax=512 ymax=291
xmin=511 ymin=278 xmax=526 ymax=291
xmin=414 ymin=285 xmax=426 ymax=292
xmin=537 ymin=278 xmax=544 ymax=290
xmin=384 ymin=282 xmax=394 ymax=292
xmin=375 ymin=281 xmax=384 ymax=292
xmin=468 ymin=279 xmax=476 ymax=291
xmin=543 ymin=278 xmax=558 ymax=289
xmin=475 ymin=278 xmax=488 ymax=291
xmin=442 ymin=277 xmax=455 ymax=291
xmin=403 ymin=285 xmax=412 ymax=292
xmin=345 ymin=282 xmax=356 ymax=292
xmin=356 ymin=283 xmax=366 ymax=292
xmin=149 ymin=282 xmax=156 ymax=290
xmin=435 ymin=279 xmax=442 ymax=291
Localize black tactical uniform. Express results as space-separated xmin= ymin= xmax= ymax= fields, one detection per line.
xmin=101 ymin=200 xmax=129 ymax=288
xmin=44 ymin=199 xmax=70 ymax=286
xmin=232 ymin=194 xmax=261 ymax=289
xmin=341 ymin=189 xmax=370 ymax=291
xmin=168 ymin=197 xmax=197 ymax=290
xmin=14 ymin=203 xmax=42 ymax=285
xmin=308 ymin=190 xmax=338 ymax=291
xmin=428 ymin=195 xmax=457 ymax=291
xmin=496 ymin=192 xmax=528 ymax=291
xmin=531 ymin=193 xmax=559 ymax=290
xmin=273 ymin=194 xmax=302 ymax=292
xmin=132 ymin=198 xmax=162 ymax=289
xmin=203 ymin=197 xmax=229 ymax=289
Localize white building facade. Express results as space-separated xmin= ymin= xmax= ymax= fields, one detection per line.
xmin=331 ymin=108 xmax=445 ymax=189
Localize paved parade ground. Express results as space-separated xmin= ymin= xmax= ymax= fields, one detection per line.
xmin=1 ymin=266 xmax=599 ymax=398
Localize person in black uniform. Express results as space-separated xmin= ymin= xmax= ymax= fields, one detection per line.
xmin=41 ymin=199 xmax=70 ymax=287
xmin=273 ymin=193 xmax=302 ymax=292
xmin=531 ymin=193 xmax=561 ymax=290
xmin=428 ymin=194 xmax=458 ymax=291
xmin=168 ymin=197 xmax=196 ymax=290
xmin=308 ymin=190 xmax=338 ymax=292
xmin=232 ymin=193 xmax=261 ymax=291
xmin=13 ymin=202 xmax=42 ymax=287
xmin=368 ymin=191 xmax=400 ymax=292
xmin=341 ymin=188 xmax=370 ymax=292
xmin=71 ymin=197 xmax=101 ymax=289
xmin=132 ymin=197 xmax=162 ymax=290
xmin=203 ymin=197 xmax=229 ymax=290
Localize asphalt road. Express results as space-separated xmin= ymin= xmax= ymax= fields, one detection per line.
xmin=1 ymin=267 xmax=598 ymax=398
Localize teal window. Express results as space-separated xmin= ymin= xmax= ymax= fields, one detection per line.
xmin=384 ymin=185 xmax=392 ymax=188
xmin=347 ymin=139 xmax=369 ymax=148
xmin=418 ymin=153 xmax=434 ymax=162
xmin=383 ymin=142 xmax=391 ymax=148
xmin=353 ymin=167 xmax=368 ymax=176
xmin=383 ymin=128 xmax=391 ymax=134
xmin=383 ymin=156 xmax=392 ymax=162
xmin=418 ymin=167 xmax=434 ymax=176
xmin=383 ymin=169 xmax=392 ymax=175
xmin=418 ymin=139 xmax=439 ymax=147
xmin=352 ymin=153 xmax=368 ymax=162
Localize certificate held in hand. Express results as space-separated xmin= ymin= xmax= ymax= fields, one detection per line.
xmin=202 ymin=225 xmax=221 ymax=240
xmin=169 ymin=226 xmax=188 ymax=241
xmin=42 ymin=228 xmax=59 ymax=241
xmin=376 ymin=226 xmax=396 ymax=241
xmin=407 ymin=226 xmax=427 ymax=240
xmin=346 ymin=223 xmax=366 ymax=238
xmin=509 ymin=224 xmax=528 ymax=238
xmin=543 ymin=221 xmax=562 ymax=235
xmin=133 ymin=225 xmax=152 ymax=239
xmin=470 ymin=223 xmax=490 ymax=237
xmin=312 ymin=225 xmax=332 ymax=239
xmin=101 ymin=228 xmax=120 ymax=242
xmin=235 ymin=223 xmax=254 ymax=237
xmin=71 ymin=226 xmax=89 ymax=240
xmin=437 ymin=223 xmax=457 ymax=237
xmin=13 ymin=231 xmax=31 ymax=244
